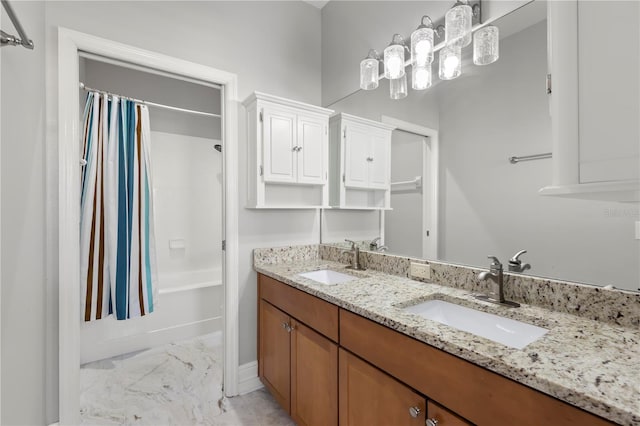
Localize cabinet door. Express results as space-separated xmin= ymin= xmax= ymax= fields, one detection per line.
xmin=262 ymin=105 xmax=297 ymax=183
xmin=344 ymin=125 xmax=370 ymax=189
xmin=368 ymin=131 xmax=390 ymax=189
xmin=291 ymin=320 xmax=338 ymax=426
xmin=297 ymin=114 xmax=326 ymax=185
xmin=339 ymin=348 xmax=426 ymax=426
xmin=259 ymin=300 xmax=291 ymax=412
xmin=577 ymin=1 xmax=639 ymax=183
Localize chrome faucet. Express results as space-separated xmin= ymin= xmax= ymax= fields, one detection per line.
xmin=368 ymin=237 xmax=389 ymax=252
xmin=344 ymin=239 xmax=366 ymax=271
xmin=475 ymin=256 xmax=520 ymax=308
xmin=508 ymin=249 xmax=531 ymax=273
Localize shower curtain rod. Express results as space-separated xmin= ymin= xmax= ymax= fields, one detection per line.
xmin=79 ymin=82 xmax=222 ymax=119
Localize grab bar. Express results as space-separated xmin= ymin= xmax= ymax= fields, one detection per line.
xmin=390 ymin=176 xmax=422 ymax=191
xmin=509 ymin=152 xmax=552 ymax=164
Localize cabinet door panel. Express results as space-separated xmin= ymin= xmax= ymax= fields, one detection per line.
xmin=259 ymin=300 xmax=291 ymax=412
xmin=263 ymin=106 xmax=297 ymax=183
xmin=297 ymin=115 xmax=326 ymax=184
xmin=339 ymin=348 xmax=425 ymax=426
xmin=291 ymin=320 xmax=338 ymax=426
xmin=344 ymin=126 xmax=370 ymax=189
xmin=368 ymin=132 xmax=390 ymax=189
xmin=578 ymin=1 xmax=639 ymax=183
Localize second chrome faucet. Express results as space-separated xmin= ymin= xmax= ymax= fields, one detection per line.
xmin=475 ymin=255 xmax=520 ymax=308
xmin=344 ymin=239 xmax=366 ymax=271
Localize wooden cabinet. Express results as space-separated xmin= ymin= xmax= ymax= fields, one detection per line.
xmin=258 ymin=299 xmax=291 ymax=410
xmin=258 ymin=274 xmax=338 ymax=426
xmin=329 ymin=113 xmax=395 ymax=209
xmin=243 ymin=92 xmax=333 ymax=208
xmin=339 ymin=348 xmax=427 ymax=426
xmin=542 ymin=1 xmax=639 ymax=201
xmin=291 ymin=320 xmax=338 ymax=426
xmin=257 ymin=274 xmax=613 ymax=426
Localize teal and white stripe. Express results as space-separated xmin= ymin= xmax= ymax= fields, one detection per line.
xmin=80 ymin=92 xmax=158 ymax=321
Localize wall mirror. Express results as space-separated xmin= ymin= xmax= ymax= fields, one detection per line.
xmin=320 ymin=0 xmax=639 ymax=292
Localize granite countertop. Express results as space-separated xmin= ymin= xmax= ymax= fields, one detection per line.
xmin=255 ymin=259 xmax=640 ymax=426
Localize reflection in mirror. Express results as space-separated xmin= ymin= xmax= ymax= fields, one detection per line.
xmin=321 ymin=1 xmax=639 ymax=292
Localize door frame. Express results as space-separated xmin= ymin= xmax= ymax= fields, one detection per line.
xmin=381 ymin=116 xmax=439 ymax=259
xmin=57 ymin=28 xmax=239 ymax=425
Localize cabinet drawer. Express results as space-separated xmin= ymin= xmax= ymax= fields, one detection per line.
xmin=427 ymin=401 xmax=471 ymax=426
xmin=339 ymin=348 xmax=425 ymax=426
xmin=259 ymin=274 xmax=339 ymax=342
xmin=339 ymin=309 xmax=612 ymax=426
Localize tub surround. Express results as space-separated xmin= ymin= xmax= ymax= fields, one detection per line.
xmin=254 ymin=244 xmax=640 ymax=425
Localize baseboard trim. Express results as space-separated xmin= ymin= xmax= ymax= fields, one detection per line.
xmin=238 ymin=361 xmax=263 ymax=395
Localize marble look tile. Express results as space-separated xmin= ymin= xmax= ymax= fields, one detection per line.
xmin=255 ymin=257 xmax=640 ymax=425
xmin=81 ymin=332 xmax=224 ymax=425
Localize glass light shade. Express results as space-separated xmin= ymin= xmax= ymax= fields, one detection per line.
xmin=360 ymin=58 xmax=379 ymax=90
xmin=412 ymin=64 xmax=432 ymax=90
xmin=439 ymin=45 xmax=462 ymax=80
xmin=445 ymin=3 xmax=472 ymax=47
xmin=384 ymin=43 xmax=406 ymax=79
xmin=389 ymin=74 xmax=408 ymax=100
xmin=411 ymin=27 xmax=434 ymax=67
xmin=473 ymin=25 xmax=499 ymax=65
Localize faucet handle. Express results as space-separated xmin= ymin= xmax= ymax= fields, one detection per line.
xmin=487 ymin=256 xmax=502 ymax=267
xmin=345 ymin=239 xmax=357 ymax=250
xmin=509 ymin=250 xmax=527 ymax=264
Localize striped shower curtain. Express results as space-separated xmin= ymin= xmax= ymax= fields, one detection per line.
xmin=80 ymin=92 xmax=158 ymax=321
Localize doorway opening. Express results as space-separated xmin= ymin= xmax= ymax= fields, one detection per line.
xmin=57 ymin=28 xmax=239 ymax=425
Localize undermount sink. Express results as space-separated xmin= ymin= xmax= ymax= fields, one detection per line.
xmin=298 ymin=269 xmax=357 ymax=285
xmin=403 ymin=299 xmax=548 ymax=349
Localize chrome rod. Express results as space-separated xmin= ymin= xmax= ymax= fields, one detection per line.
xmin=1 ymin=0 xmax=34 ymax=49
xmin=79 ymin=82 xmax=221 ymax=119
xmin=509 ymin=152 xmax=552 ymax=164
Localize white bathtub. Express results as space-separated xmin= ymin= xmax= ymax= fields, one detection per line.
xmin=80 ymin=268 xmax=223 ymax=364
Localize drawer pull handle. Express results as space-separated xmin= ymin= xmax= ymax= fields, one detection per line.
xmin=426 ymin=418 xmax=439 ymax=426
xmin=281 ymin=322 xmax=293 ymax=332
xmin=409 ymin=406 xmax=421 ymax=418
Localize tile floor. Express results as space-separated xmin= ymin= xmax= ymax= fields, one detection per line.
xmin=80 ymin=332 xmax=293 ymax=425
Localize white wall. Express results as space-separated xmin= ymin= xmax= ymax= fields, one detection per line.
xmin=1 ymin=2 xmax=47 ymax=425
xmin=437 ymin=20 xmax=639 ymax=290
xmin=0 ymin=1 xmax=322 ymax=424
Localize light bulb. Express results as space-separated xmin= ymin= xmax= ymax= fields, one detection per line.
xmin=415 ymin=40 xmax=431 ymax=64
xmin=439 ymin=45 xmax=462 ymax=80
xmin=384 ymin=36 xmax=406 ymax=80
xmin=412 ymin=64 xmax=432 ymax=90
xmin=386 ymin=56 xmax=404 ymax=79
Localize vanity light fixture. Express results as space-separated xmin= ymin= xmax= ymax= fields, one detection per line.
xmin=358 ymin=0 xmax=497 ymax=99
xmin=473 ymin=25 xmax=499 ymax=65
xmin=360 ymin=49 xmax=381 ymax=90
xmin=384 ymin=34 xmax=407 ymax=80
xmin=390 ymin=74 xmax=408 ymax=99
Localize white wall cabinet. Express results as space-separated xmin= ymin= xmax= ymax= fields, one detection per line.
xmin=541 ymin=0 xmax=639 ymax=201
xmin=244 ymin=92 xmax=333 ymax=208
xmin=329 ymin=113 xmax=395 ymax=209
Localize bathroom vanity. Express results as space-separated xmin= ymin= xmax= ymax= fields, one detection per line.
xmin=254 ymin=245 xmax=639 ymax=426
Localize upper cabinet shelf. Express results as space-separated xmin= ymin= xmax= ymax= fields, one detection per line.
xmin=243 ymin=92 xmax=334 ymax=209
xmin=329 ymin=113 xmax=395 ymax=210
xmin=541 ymin=1 xmax=639 ymax=202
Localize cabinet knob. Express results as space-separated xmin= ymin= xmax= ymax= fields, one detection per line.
xmin=409 ymin=406 xmax=421 ymax=418
xmin=426 ymin=418 xmax=439 ymax=426
xmin=281 ymin=322 xmax=294 ymax=332
xmin=366 ymin=157 xmax=374 ymax=162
